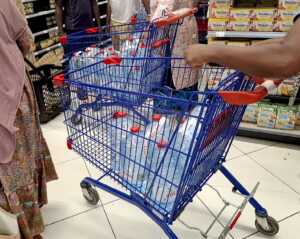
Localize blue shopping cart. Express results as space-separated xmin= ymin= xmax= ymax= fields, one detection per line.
xmin=54 ymin=55 xmax=280 ymax=238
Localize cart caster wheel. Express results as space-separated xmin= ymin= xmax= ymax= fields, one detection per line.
xmin=232 ymin=187 xmax=238 ymax=193
xmin=71 ymin=114 xmax=82 ymax=125
xmin=255 ymin=216 xmax=279 ymax=236
xmin=81 ymin=182 xmax=99 ymax=206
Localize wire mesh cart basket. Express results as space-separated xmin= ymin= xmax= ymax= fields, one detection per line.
xmin=54 ymin=52 xmax=281 ymax=238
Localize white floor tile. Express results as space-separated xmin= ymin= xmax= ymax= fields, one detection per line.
xmin=233 ymin=137 xmax=275 ymax=154
xmin=103 ymin=200 xmax=202 ymax=239
xmin=41 ymin=125 xmax=79 ymax=164
xmin=247 ymin=144 xmax=300 ymax=194
xmin=42 ymin=159 xmax=95 ymax=225
xmin=246 ymin=213 xmax=300 ymax=239
xmin=196 ymin=155 xmax=300 ymax=238
xmin=44 ymin=207 xmax=114 ymax=239
xmin=227 ymin=145 xmax=244 ymax=160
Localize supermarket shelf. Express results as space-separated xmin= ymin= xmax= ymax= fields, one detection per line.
xmin=238 ymin=122 xmax=300 ymax=145
xmin=266 ymin=95 xmax=300 ymax=104
xmin=98 ymin=0 xmax=108 ymax=5
xmin=208 ymin=31 xmax=286 ymax=39
xmin=22 ymin=0 xmax=37 ymax=3
xmin=34 ymin=43 xmax=61 ymax=57
xmin=26 ymin=9 xmax=55 ymax=19
xmin=33 ymin=26 xmax=58 ymax=37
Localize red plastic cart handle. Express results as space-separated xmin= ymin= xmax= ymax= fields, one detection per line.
xmin=85 ymin=27 xmax=100 ymax=34
xmin=219 ymin=87 xmax=268 ymax=106
xmin=60 ymin=35 xmax=68 ymax=45
xmin=219 ymin=79 xmax=280 ymax=105
xmin=131 ymin=15 xmax=137 ymax=25
xmin=154 ymin=8 xmax=198 ymax=28
xmin=53 ymin=73 xmax=65 ymax=86
xmin=103 ymin=55 xmax=122 ymax=65
xmin=151 ymin=39 xmax=170 ymax=49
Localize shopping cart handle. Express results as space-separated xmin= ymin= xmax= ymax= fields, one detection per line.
xmin=53 ymin=73 xmax=65 ymax=86
xmin=103 ymin=55 xmax=122 ymax=65
xmin=85 ymin=27 xmax=100 ymax=34
xmin=154 ymin=8 xmax=198 ymax=28
xmin=151 ymin=39 xmax=170 ymax=49
xmin=60 ymin=35 xmax=67 ymax=45
xmin=219 ymin=87 xmax=268 ymax=105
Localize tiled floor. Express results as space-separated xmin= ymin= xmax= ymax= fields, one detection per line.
xmin=41 ymin=115 xmax=300 ymax=239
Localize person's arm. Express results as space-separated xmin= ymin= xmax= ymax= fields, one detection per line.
xmin=185 ymin=20 xmax=300 ymax=78
xmin=142 ymin=0 xmax=151 ymax=15
xmin=106 ymin=0 xmax=112 ymax=27
xmin=91 ymin=0 xmax=101 ymax=30
xmin=55 ymin=0 xmax=64 ymax=35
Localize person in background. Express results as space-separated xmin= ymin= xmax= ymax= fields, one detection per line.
xmin=145 ymin=0 xmax=199 ymax=90
xmin=107 ymin=0 xmax=150 ymax=50
xmin=55 ymin=0 xmax=101 ymax=35
xmin=0 ymin=1 xmax=58 ymax=239
xmin=185 ymin=12 xmax=300 ymax=79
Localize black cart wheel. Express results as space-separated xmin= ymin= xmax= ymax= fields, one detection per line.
xmin=80 ymin=182 xmax=99 ymax=206
xmin=255 ymin=216 xmax=279 ymax=236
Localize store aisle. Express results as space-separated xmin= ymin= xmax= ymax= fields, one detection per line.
xmin=41 ymin=115 xmax=300 ymax=239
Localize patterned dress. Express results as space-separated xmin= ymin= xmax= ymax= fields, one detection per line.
xmin=0 ymin=74 xmax=58 ymax=238
xmin=151 ymin=0 xmax=199 ymax=89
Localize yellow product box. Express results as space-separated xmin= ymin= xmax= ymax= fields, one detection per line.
xmin=257 ymin=103 xmax=277 ymax=129
xmin=208 ymin=18 xmax=228 ymax=31
xmin=229 ymin=8 xmax=254 ymax=20
xmin=227 ymin=20 xmax=250 ymax=31
xmin=276 ymin=9 xmax=297 ymax=21
xmin=210 ymin=0 xmax=231 ymax=8
xmin=296 ymin=105 xmax=300 ymax=126
xmin=250 ymin=20 xmax=274 ymax=32
xmin=252 ymin=8 xmax=277 ymax=20
xmin=277 ymin=79 xmax=296 ymax=95
xmin=243 ymin=104 xmax=259 ymax=123
xmin=208 ymin=39 xmax=228 ymax=45
xmin=250 ymin=40 xmax=264 ymax=45
xmin=210 ymin=7 xmax=230 ymax=19
xmin=275 ymin=106 xmax=297 ymax=130
xmin=273 ymin=20 xmax=294 ymax=31
xmin=227 ymin=41 xmax=251 ymax=46
xmin=278 ymin=0 xmax=300 ymax=10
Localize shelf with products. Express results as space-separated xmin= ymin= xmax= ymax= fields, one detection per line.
xmin=207 ymin=0 xmax=300 ymax=143
xmin=207 ymin=31 xmax=286 ymax=39
xmin=238 ymin=122 xmax=300 ymax=145
xmin=34 ymin=43 xmax=61 ymax=57
xmin=23 ymin=0 xmax=108 ymax=62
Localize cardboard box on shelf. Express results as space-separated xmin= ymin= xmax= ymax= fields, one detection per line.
xmin=210 ymin=0 xmax=232 ymax=8
xmin=278 ymin=0 xmax=300 ymax=10
xmin=273 ymin=20 xmax=294 ymax=31
xmin=243 ymin=103 xmax=259 ymax=123
xmin=227 ymin=20 xmax=251 ymax=31
xmin=208 ymin=39 xmax=228 ymax=45
xmin=275 ymin=105 xmax=297 ymax=129
xmin=210 ymin=7 xmax=230 ymax=19
xmin=250 ymin=20 xmax=274 ymax=32
xmin=296 ymin=105 xmax=300 ymax=126
xmin=208 ymin=18 xmax=228 ymax=31
xmin=276 ymin=9 xmax=298 ymax=21
xmin=227 ymin=41 xmax=251 ymax=46
xmin=252 ymin=8 xmax=277 ymax=20
xmin=277 ymin=79 xmax=296 ymax=96
xmin=229 ymin=8 xmax=255 ymax=20
xmin=257 ymin=103 xmax=277 ymax=128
